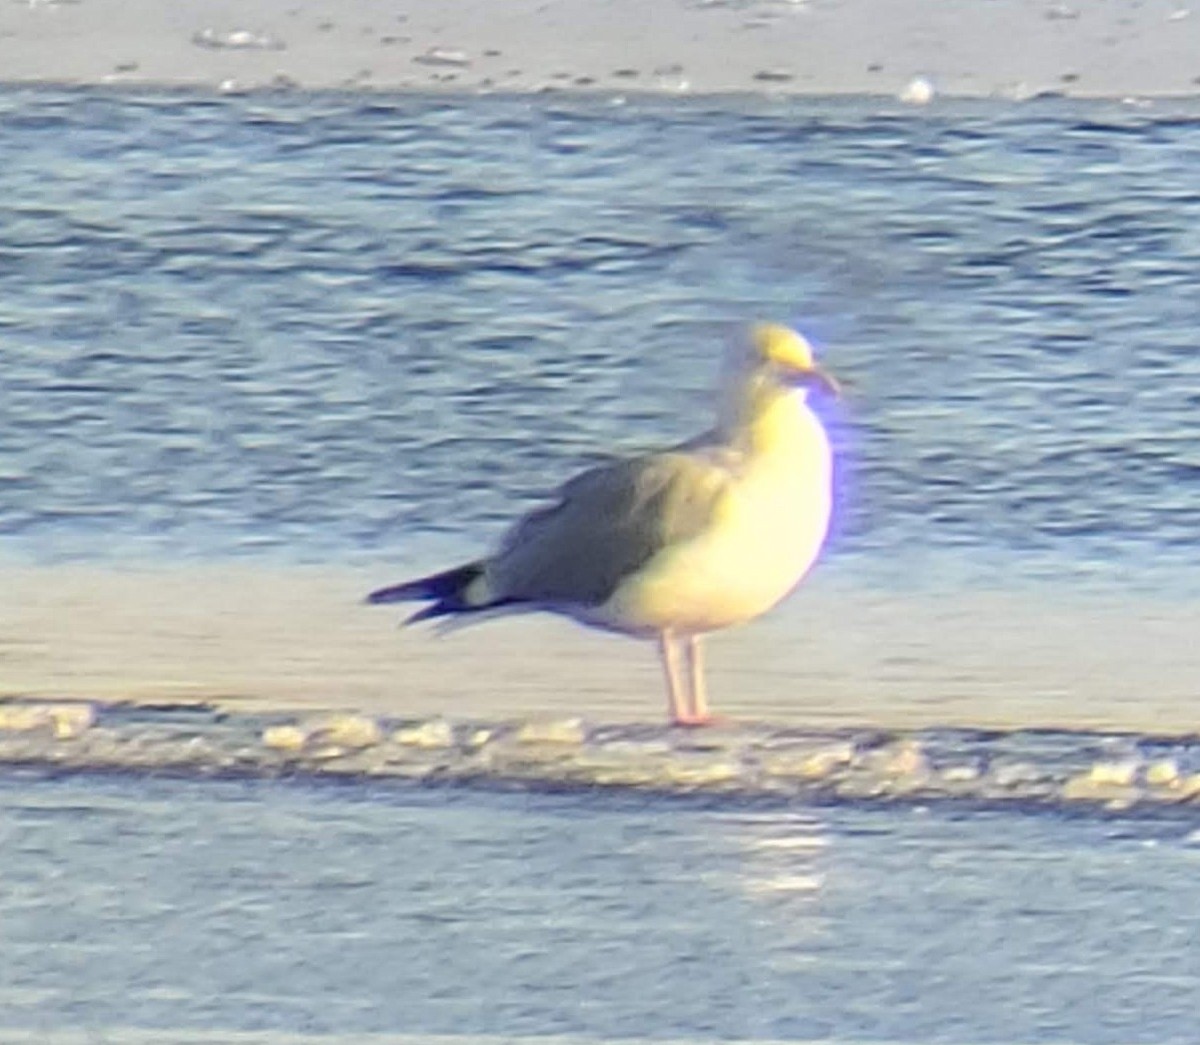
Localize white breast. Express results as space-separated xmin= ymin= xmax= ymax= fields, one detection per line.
xmin=597 ymin=395 xmax=833 ymax=636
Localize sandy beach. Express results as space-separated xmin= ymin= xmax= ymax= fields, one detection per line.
xmin=2 ymin=0 xmax=1200 ymax=99
xmin=2 ymin=564 xmax=1197 ymax=733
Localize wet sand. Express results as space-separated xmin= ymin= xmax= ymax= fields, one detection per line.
xmin=2 ymin=0 xmax=1200 ymax=99
xmin=2 ymin=564 xmax=1197 ymax=734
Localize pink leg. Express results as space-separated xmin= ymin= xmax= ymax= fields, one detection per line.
xmin=686 ymin=634 xmax=712 ymax=724
xmin=661 ymin=633 xmax=718 ymax=727
xmin=674 ymin=634 xmax=727 ymax=727
xmin=657 ymin=632 xmax=690 ymax=725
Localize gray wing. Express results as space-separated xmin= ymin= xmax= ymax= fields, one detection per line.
xmin=486 ymin=450 xmax=734 ymax=608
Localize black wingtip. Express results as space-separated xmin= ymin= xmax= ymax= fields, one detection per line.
xmin=365 ymin=583 xmax=415 ymax=606
xmin=403 ymin=601 xmax=455 ymax=625
xmin=365 ymin=562 xmax=487 ymax=615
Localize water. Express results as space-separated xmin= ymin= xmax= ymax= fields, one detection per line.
xmin=1 ymin=89 xmax=1198 ymax=595
xmin=2 ymin=771 xmax=1199 ymax=1043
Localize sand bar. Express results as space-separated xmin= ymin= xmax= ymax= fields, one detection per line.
xmin=2 ymin=0 xmax=1200 ymax=99
xmin=2 ymin=564 xmax=1197 ymax=733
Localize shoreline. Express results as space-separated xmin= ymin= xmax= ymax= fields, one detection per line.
xmin=3 ymin=0 xmax=1200 ymax=101
xmin=8 ymin=79 xmax=1200 ymax=106
xmin=2 ymin=699 xmax=1198 ymax=812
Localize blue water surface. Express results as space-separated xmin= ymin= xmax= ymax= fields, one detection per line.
xmin=3 ymin=771 xmax=1199 ymax=1043
xmin=1 ymin=89 xmax=1198 ymax=595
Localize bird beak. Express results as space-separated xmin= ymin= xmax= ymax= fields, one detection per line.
xmin=799 ymin=364 xmax=842 ymax=398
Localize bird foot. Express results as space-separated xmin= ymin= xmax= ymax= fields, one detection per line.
xmin=670 ymin=712 xmax=730 ymax=728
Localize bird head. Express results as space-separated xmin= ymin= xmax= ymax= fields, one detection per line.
xmin=749 ymin=323 xmax=841 ymax=398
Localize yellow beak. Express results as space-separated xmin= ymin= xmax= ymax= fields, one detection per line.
xmin=800 ymin=363 xmax=842 ymax=398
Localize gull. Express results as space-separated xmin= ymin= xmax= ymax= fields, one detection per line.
xmin=367 ymin=322 xmax=839 ymax=726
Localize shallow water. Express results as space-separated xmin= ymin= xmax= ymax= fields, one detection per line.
xmin=1 ymin=771 xmax=1198 ymax=1043
xmin=1 ymin=88 xmax=1199 ymax=599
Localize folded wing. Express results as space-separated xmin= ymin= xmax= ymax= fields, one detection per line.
xmin=488 ymin=450 xmax=734 ymax=609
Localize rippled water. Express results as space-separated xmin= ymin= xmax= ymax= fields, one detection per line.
xmin=3 ymin=771 xmax=1200 ymax=1043
xmin=2 ymin=89 xmax=1199 ymax=595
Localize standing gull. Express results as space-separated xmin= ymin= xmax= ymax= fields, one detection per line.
xmin=367 ymin=322 xmax=839 ymax=726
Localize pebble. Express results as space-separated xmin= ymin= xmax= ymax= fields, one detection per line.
xmin=1145 ymin=759 xmax=1180 ymax=788
xmin=515 ymin=718 xmax=586 ymax=746
xmin=0 ymin=704 xmax=52 ymax=733
xmin=990 ymin=761 xmax=1042 ymax=788
xmin=465 ymin=728 xmax=493 ymax=750
xmin=262 ymin=724 xmax=307 ymax=752
xmin=1087 ymin=760 xmax=1139 ymax=787
xmin=413 ymin=48 xmax=470 ymax=67
xmin=662 ymin=757 xmax=741 ymax=788
xmin=567 ymin=755 xmax=660 ymax=788
xmin=864 ymin=739 xmax=929 ymax=779
xmin=261 ymin=714 xmax=384 ymax=753
xmin=760 ymin=743 xmax=854 ymax=780
xmin=306 ymin=714 xmax=383 ymax=750
xmin=192 ymin=28 xmax=286 ymax=51
xmin=1062 ymin=765 xmax=1141 ymax=803
xmin=753 ymin=69 xmax=794 ymax=83
xmin=393 ymin=719 xmax=455 ymax=749
xmin=941 ymin=764 xmax=981 ymax=783
xmin=899 ymin=76 xmax=935 ymax=104
xmin=50 ymin=704 xmax=95 ymax=740
xmin=0 ymin=702 xmax=94 ymax=740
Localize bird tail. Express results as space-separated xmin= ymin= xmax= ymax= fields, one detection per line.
xmin=365 ymin=562 xmax=506 ymax=625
